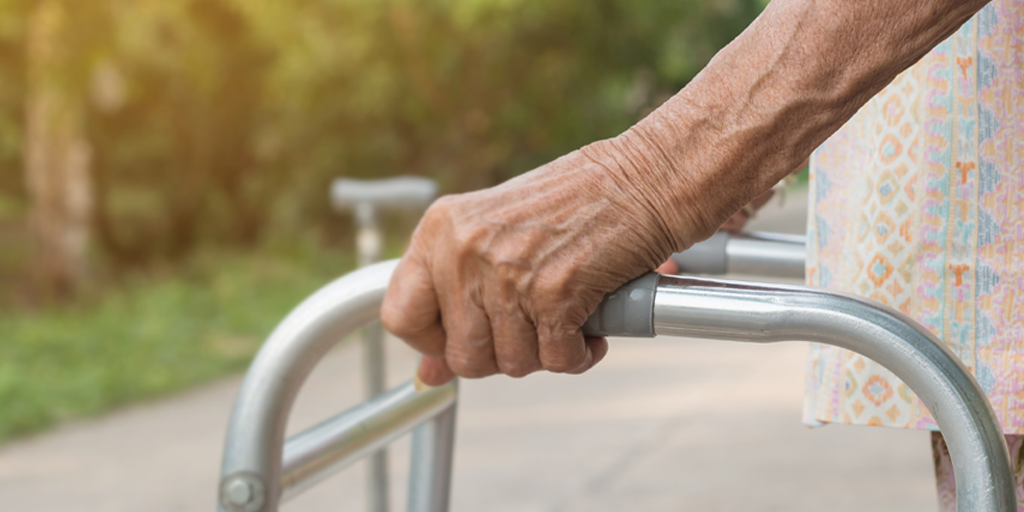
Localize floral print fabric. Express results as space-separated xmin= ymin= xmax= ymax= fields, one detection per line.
xmin=804 ymin=0 xmax=1024 ymax=433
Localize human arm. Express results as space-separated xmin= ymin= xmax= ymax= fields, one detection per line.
xmin=656 ymin=185 xmax=777 ymax=276
xmin=382 ymin=0 xmax=991 ymax=385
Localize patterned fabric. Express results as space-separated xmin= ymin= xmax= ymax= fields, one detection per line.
xmin=932 ymin=433 xmax=1024 ymax=511
xmin=804 ymin=0 xmax=1024 ymax=433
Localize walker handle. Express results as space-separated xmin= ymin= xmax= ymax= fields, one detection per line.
xmin=581 ymin=271 xmax=1014 ymax=512
xmin=331 ymin=177 xmax=438 ymax=211
xmin=581 ymin=273 xmax=658 ymax=337
xmin=582 ymin=230 xmax=806 ymax=337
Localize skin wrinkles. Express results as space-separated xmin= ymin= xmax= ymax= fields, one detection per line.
xmin=478 ymin=208 xmax=592 ymax=273
xmin=487 ymin=276 xmax=539 ymax=378
xmin=392 ymin=153 xmax=651 ymax=381
xmin=577 ymin=148 xmax=682 ymax=257
xmin=612 ymin=131 xmax=717 ymax=248
xmin=382 ymin=0 xmax=995 ymax=386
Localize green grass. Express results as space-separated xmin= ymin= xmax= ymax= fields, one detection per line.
xmin=0 ymin=245 xmax=358 ymax=443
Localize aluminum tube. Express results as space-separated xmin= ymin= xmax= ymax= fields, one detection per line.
xmin=652 ymin=275 xmax=1015 ymax=512
xmin=407 ymin=399 xmax=458 ymax=512
xmin=363 ymin=321 xmax=390 ymax=512
xmin=724 ymin=232 xmax=806 ymax=278
xmin=670 ymin=231 xmax=806 ymax=278
xmin=354 ymin=203 xmax=390 ymax=512
xmin=218 ymin=260 xmax=401 ymax=512
xmin=669 ymin=231 xmax=729 ymax=274
xmin=280 ymin=380 xmax=457 ymax=502
xmin=362 ymin=323 xmax=387 ymax=399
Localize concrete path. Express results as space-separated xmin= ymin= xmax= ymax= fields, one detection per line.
xmin=0 ymin=188 xmax=940 ymax=511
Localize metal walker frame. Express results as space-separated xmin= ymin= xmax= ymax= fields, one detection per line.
xmin=217 ymin=232 xmax=1016 ymax=512
xmin=331 ymin=176 xmax=439 ymax=512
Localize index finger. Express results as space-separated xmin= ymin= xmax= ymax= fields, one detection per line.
xmin=381 ymin=255 xmax=447 ymax=358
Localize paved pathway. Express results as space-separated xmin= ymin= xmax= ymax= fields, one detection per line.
xmin=0 ymin=188 xmax=940 ymax=511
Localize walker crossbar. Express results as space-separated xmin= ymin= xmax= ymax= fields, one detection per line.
xmin=219 ymin=260 xmax=457 ymax=512
xmin=670 ymin=231 xmax=806 ymax=277
xmin=281 ymin=380 xmax=456 ymax=501
xmin=218 ymin=234 xmax=1015 ymax=512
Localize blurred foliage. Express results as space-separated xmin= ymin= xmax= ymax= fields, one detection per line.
xmin=0 ymin=0 xmax=27 ymax=199
xmin=0 ymin=0 xmax=765 ymax=438
xmin=0 ymin=0 xmax=763 ymax=268
xmin=0 ymin=244 xmax=356 ymax=442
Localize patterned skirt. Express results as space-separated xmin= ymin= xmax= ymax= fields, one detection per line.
xmin=803 ymin=0 xmax=1024 ymax=434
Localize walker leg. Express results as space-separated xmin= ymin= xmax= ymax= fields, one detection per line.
xmin=356 ymin=202 xmax=389 ymax=512
xmin=364 ymin=322 xmax=389 ymax=512
xmin=406 ymin=394 xmax=457 ymax=512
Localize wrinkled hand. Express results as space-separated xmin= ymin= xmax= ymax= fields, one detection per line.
xmin=656 ymin=188 xmax=776 ymax=275
xmin=381 ymin=138 xmax=710 ymax=386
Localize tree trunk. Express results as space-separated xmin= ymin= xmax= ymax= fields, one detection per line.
xmin=24 ymin=0 xmax=92 ymax=298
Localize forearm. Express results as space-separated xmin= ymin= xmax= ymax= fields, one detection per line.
xmin=588 ymin=0 xmax=989 ymax=251
xmin=383 ymin=0 xmax=994 ymax=385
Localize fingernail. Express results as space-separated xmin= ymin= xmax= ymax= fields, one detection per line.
xmin=413 ymin=371 xmax=433 ymax=392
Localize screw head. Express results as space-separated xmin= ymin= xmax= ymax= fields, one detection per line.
xmin=226 ymin=479 xmax=252 ymax=505
xmin=220 ymin=473 xmax=264 ymax=512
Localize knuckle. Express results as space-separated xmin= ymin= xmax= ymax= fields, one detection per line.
xmin=453 ymin=237 xmax=477 ymax=262
xmin=432 ymin=193 xmax=459 ymax=208
xmin=538 ymin=323 xmax=586 ymax=373
xmin=451 ymin=225 xmax=488 ymax=264
xmin=543 ymin=357 xmax=582 ymax=374
xmin=416 ymin=197 xmax=457 ymax=237
xmin=379 ymin=300 xmax=405 ymax=336
xmin=498 ymin=359 xmax=537 ymax=379
xmin=426 ymin=195 xmax=456 ymax=217
xmin=531 ymin=273 xmax=574 ymax=305
xmin=445 ymin=348 xmax=495 ymax=379
xmin=532 ymin=275 xmax=561 ymax=296
xmin=380 ymin=297 xmax=427 ymax=342
xmin=541 ymin=348 xmax=586 ymax=373
xmin=452 ymin=364 xmax=495 ymax=380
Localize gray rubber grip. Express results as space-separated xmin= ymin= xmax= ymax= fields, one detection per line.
xmin=669 ymin=231 xmax=729 ymax=275
xmin=582 ymin=272 xmax=659 ymax=337
xmin=331 ymin=177 xmax=438 ymax=210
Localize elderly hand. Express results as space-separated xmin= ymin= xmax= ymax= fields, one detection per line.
xmin=382 ymin=0 xmax=990 ymax=386
xmin=381 ymin=137 xmax=713 ymax=385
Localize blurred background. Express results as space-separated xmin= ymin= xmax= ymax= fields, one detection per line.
xmin=0 ymin=3 xmax=942 ymax=511
xmin=0 ymin=0 xmax=767 ymax=445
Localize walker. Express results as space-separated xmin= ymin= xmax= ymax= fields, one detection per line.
xmin=215 ymin=232 xmax=1016 ymax=512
